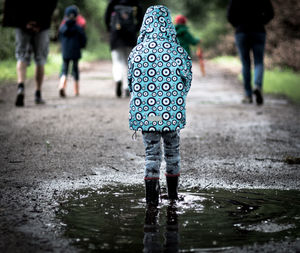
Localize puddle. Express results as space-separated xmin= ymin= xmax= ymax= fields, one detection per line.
xmin=56 ymin=185 xmax=300 ymax=252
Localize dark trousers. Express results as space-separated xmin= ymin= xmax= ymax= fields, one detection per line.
xmin=235 ymin=32 xmax=266 ymax=97
xmin=61 ymin=59 xmax=79 ymax=81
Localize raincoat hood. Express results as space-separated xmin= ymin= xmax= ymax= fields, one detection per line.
xmin=137 ymin=5 xmax=178 ymax=44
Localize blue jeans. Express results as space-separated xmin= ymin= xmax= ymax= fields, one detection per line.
xmin=142 ymin=131 xmax=180 ymax=179
xmin=235 ymin=32 xmax=266 ymax=97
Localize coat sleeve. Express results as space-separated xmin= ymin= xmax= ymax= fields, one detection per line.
xmin=180 ymin=49 xmax=192 ymax=94
xmin=78 ymin=27 xmax=87 ymax=49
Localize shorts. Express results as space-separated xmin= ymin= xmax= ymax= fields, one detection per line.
xmin=15 ymin=28 xmax=49 ymax=65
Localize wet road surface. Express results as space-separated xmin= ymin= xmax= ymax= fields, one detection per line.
xmin=0 ymin=60 xmax=299 ymax=252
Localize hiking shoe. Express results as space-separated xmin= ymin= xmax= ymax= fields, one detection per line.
xmin=241 ymin=96 xmax=253 ymax=104
xmin=116 ymin=81 xmax=122 ymax=98
xmin=253 ymin=88 xmax=263 ymax=105
xmin=35 ymin=90 xmax=45 ymax=104
xmin=15 ymin=83 xmax=25 ymax=107
xmin=59 ymin=89 xmax=66 ymax=98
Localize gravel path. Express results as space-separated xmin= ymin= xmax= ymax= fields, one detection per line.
xmin=0 ymin=60 xmax=299 ymax=252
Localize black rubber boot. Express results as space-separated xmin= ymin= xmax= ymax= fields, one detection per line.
xmin=145 ymin=179 xmax=160 ymax=207
xmin=166 ymin=176 xmax=179 ymax=200
xmin=116 ymin=81 xmax=122 ymax=98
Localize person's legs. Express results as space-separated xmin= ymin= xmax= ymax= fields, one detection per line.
xmin=33 ymin=29 xmax=49 ymax=104
xmin=111 ymin=48 xmax=124 ymax=97
xmin=252 ymin=33 xmax=266 ymax=89
xmin=15 ymin=28 xmax=31 ymax=106
xmin=35 ymin=65 xmax=44 ymax=91
xmin=143 ymin=132 xmax=162 ymax=206
xmin=252 ymin=33 xmax=266 ymax=105
xmin=143 ymin=132 xmax=162 ymax=179
xmin=162 ymin=130 xmax=180 ymax=200
xmin=163 ymin=131 xmax=180 ymax=176
xmin=17 ymin=61 xmax=27 ymax=84
xmin=59 ymin=59 xmax=69 ymax=97
xmin=235 ymin=33 xmax=252 ymax=102
xmin=72 ymin=59 xmax=80 ymax=96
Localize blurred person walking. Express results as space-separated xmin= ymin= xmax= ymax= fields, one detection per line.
xmin=174 ymin=14 xmax=205 ymax=76
xmin=174 ymin=15 xmax=200 ymax=57
xmin=58 ymin=6 xmax=87 ymax=97
xmin=2 ymin=0 xmax=58 ymax=106
xmin=105 ymin=0 xmax=143 ymax=98
xmin=227 ymin=0 xmax=274 ymax=105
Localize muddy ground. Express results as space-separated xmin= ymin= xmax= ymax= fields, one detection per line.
xmin=0 ymin=60 xmax=299 ymax=252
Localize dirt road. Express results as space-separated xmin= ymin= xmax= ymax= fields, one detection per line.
xmin=0 ymin=60 xmax=299 ymax=252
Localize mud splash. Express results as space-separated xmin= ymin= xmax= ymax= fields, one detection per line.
xmin=56 ymin=185 xmax=300 ymax=252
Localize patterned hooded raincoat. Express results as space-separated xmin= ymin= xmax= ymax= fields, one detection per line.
xmin=128 ymin=5 xmax=192 ymax=132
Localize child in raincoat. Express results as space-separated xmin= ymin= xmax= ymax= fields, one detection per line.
xmin=128 ymin=5 xmax=192 ymax=206
xmin=58 ymin=6 xmax=87 ymax=97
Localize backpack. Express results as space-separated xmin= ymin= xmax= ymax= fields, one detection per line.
xmin=110 ymin=5 xmax=138 ymax=34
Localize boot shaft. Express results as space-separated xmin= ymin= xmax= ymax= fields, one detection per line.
xmin=166 ymin=176 xmax=179 ymax=200
xmin=145 ymin=179 xmax=160 ymax=207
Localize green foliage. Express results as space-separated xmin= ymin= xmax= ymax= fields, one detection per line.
xmin=190 ymin=10 xmax=229 ymax=50
xmin=165 ymin=0 xmax=229 ymax=51
xmin=264 ymin=68 xmax=300 ymax=103
xmin=0 ymin=26 xmax=15 ymax=60
xmin=165 ymin=0 xmax=227 ymax=24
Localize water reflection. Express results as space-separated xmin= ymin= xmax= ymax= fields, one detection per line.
xmin=56 ymin=185 xmax=300 ymax=252
xmin=143 ymin=204 xmax=179 ymax=253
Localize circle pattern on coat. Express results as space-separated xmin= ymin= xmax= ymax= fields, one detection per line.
xmin=136 ymin=113 xmax=142 ymax=121
xmin=162 ymin=68 xmax=170 ymax=76
xmin=176 ymin=97 xmax=184 ymax=105
xmin=134 ymin=84 xmax=142 ymax=92
xmin=148 ymin=54 xmax=156 ymax=62
xmin=162 ymin=97 xmax=171 ymax=106
xmin=148 ymin=68 xmax=156 ymax=77
xmin=175 ymin=58 xmax=183 ymax=66
xmin=176 ymin=112 xmax=183 ymax=120
xmin=134 ymin=55 xmax=142 ymax=63
xmin=147 ymin=98 xmax=156 ymax=106
xmin=162 ymin=54 xmax=170 ymax=62
xmin=163 ymin=42 xmax=171 ymax=49
xmin=177 ymin=83 xmax=184 ymax=91
xmin=149 ymin=42 xmax=157 ymax=48
xmin=162 ymin=82 xmax=170 ymax=91
xmin=162 ymin=112 xmax=170 ymax=120
xmin=148 ymin=83 xmax=156 ymax=91
xmin=134 ymin=69 xmax=141 ymax=77
xmin=134 ymin=98 xmax=142 ymax=106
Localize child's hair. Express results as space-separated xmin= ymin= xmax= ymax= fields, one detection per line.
xmin=174 ymin=14 xmax=187 ymax=25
